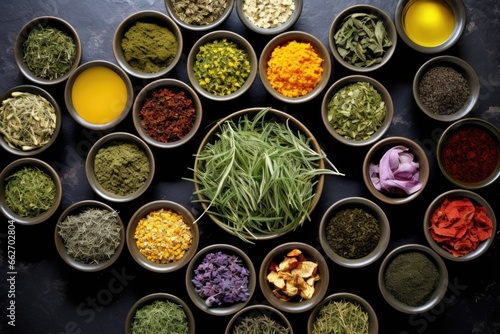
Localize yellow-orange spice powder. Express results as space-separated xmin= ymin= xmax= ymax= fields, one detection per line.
xmin=266 ymin=40 xmax=324 ymax=98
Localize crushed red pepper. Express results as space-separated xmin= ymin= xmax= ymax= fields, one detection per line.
xmin=139 ymin=88 xmax=196 ymax=143
xmin=429 ymin=197 xmax=493 ymax=257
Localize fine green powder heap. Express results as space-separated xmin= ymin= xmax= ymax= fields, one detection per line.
xmin=384 ymin=251 xmax=440 ymax=307
xmin=94 ymin=141 xmax=150 ymax=196
xmin=121 ymin=21 xmax=178 ymax=73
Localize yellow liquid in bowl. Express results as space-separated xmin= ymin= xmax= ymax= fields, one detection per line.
xmin=403 ymin=0 xmax=455 ymax=47
xmin=71 ymin=66 xmax=128 ymax=124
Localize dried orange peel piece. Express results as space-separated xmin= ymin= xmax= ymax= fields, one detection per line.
xmin=266 ymin=248 xmax=320 ymax=301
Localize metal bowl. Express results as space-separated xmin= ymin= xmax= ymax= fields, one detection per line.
xmin=225 ymin=304 xmax=293 ymax=334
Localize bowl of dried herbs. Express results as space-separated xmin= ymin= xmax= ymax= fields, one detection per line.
xmin=54 ymin=200 xmax=125 ymax=272
xmin=329 ymin=4 xmax=396 ymax=72
xmin=14 ymin=16 xmax=82 ymax=85
xmin=0 ymin=85 xmax=62 ymax=156
xmin=319 ymin=196 xmax=390 ymax=268
xmin=259 ymin=242 xmax=329 ymax=314
xmin=225 ymin=304 xmax=293 ymax=334
xmin=0 ymin=157 xmax=62 ymax=225
xmin=185 ymin=243 xmax=256 ymax=316
xmin=187 ymin=30 xmax=258 ymax=101
xmin=307 ymin=292 xmax=378 ymax=334
xmin=113 ymin=10 xmax=183 ymax=80
xmin=125 ymin=292 xmax=195 ymax=334
xmin=164 ymin=0 xmax=234 ymax=32
xmin=321 ymin=75 xmax=394 ymax=147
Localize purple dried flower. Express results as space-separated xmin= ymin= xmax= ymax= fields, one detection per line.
xmin=192 ymin=251 xmax=250 ymax=307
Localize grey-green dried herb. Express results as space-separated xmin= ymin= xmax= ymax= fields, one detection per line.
xmin=326 ymin=207 xmax=381 ymax=259
xmin=418 ymin=66 xmax=470 ymax=115
xmin=172 ymin=0 xmax=228 ymax=25
xmin=312 ymin=299 xmax=369 ymax=334
xmin=327 ymin=82 xmax=386 ymax=141
xmin=131 ymin=300 xmax=189 ymax=334
xmin=232 ymin=314 xmax=290 ymax=334
xmin=23 ymin=25 xmax=77 ymax=80
xmin=334 ymin=12 xmax=392 ymax=67
xmin=0 ymin=92 xmax=57 ymax=151
xmin=57 ymin=208 xmax=121 ymax=264
xmin=4 ymin=166 xmax=56 ymax=218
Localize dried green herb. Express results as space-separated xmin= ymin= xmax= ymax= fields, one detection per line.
xmin=327 ymin=82 xmax=386 ymax=141
xmin=325 ymin=207 xmax=381 ymax=259
xmin=232 ymin=314 xmax=290 ymax=334
xmin=0 ymin=91 xmax=57 ymax=151
xmin=131 ymin=300 xmax=189 ymax=334
xmin=57 ymin=208 xmax=121 ymax=264
xmin=312 ymin=299 xmax=369 ymax=334
xmin=23 ymin=25 xmax=77 ymax=80
xmin=172 ymin=0 xmax=227 ymax=25
xmin=4 ymin=166 xmax=56 ymax=218
xmin=193 ymin=38 xmax=251 ymax=96
xmin=334 ymin=12 xmax=392 ymax=67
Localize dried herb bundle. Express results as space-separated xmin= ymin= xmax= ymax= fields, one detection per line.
xmin=0 ymin=92 xmax=57 ymax=151
xmin=131 ymin=300 xmax=189 ymax=334
xmin=312 ymin=299 xmax=369 ymax=334
xmin=232 ymin=314 xmax=290 ymax=334
xmin=334 ymin=12 xmax=392 ymax=67
xmin=4 ymin=166 xmax=56 ymax=218
xmin=23 ymin=25 xmax=77 ymax=80
xmin=57 ymin=208 xmax=121 ymax=264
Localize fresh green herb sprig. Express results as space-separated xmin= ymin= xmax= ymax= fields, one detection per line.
xmin=193 ymin=38 xmax=251 ymax=96
xmin=334 ymin=12 xmax=392 ymax=67
xmin=0 ymin=92 xmax=57 ymax=151
xmin=327 ymin=81 xmax=386 ymax=141
xmin=4 ymin=166 xmax=56 ymax=218
xmin=233 ymin=314 xmax=290 ymax=334
xmin=191 ymin=108 xmax=343 ymax=243
xmin=312 ymin=299 xmax=369 ymax=334
xmin=57 ymin=208 xmax=121 ymax=265
xmin=131 ymin=300 xmax=189 ymax=334
xmin=23 ymin=25 xmax=77 ymax=80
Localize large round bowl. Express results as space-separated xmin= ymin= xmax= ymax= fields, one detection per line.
xmin=125 ymin=293 xmax=195 ymax=334
xmin=378 ymin=244 xmax=448 ymax=314
xmin=193 ymin=107 xmax=327 ymax=242
xmin=319 ymin=197 xmax=390 ymax=268
xmin=164 ymin=0 xmax=234 ymax=32
xmin=225 ymin=304 xmax=293 ymax=334
xmin=329 ymin=4 xmax=397 ymax=72
xmin=185 ymin=244 xmax=256 ymax=316
xmin=133 ymin=79 xmax=203 ymax=149
xmin=14 ymin=16 xmax=82 ymax=85
xmin=126 ymin=200 xmax=199 ymax=273
xmin=236 ymin=0 xmax=303 ymax=35
xmin=259 ymin=31 xmax=331 ymax=103
xmin=362 ymin=136 xmax=429 ymax=205
xmin=321 ymin=75 xmax=394 ymax=147
xmin=187 ymin=30 xmax=257 ymax=101
xmin=54 ymin=200 xmax=125 ymax=272
xmin=259 ymin=242 xmax=329 ymax=313
xmin=0 ymin=85 xmax=62 ymax=156
xmin=85 ymin=132 xmax=155 ymax=202
xmin=0 ymin=158 xmax=62 ymax=225
xmin=395 ymin=0 xmax=466 ymax=53
xmin=436 ymin=118 xmax=500 ymax=189
xmin=113 ymin=10 xmax=183 ymax=80
xmin=307 ymin=292 xmax=378 ymax=334
xmin=413 ymin=55 xmax=480 ymax=122
xmin=423 ymin=189 xmax=496 ymax=262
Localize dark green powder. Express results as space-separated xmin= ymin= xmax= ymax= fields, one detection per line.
xmin=93 ymin=141 xmax=150 ymax=196
xmin=384 ymin=251 xmax=440 ymax=307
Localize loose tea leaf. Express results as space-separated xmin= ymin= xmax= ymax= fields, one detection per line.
xmin=131 ymin=300 xmax=189 ymax=334
xmin=172 ymin=0 xmax=228 ymax=25
xmin=312 ymin=299 xmax=369 ymax=334
xmin=327 ymin=82 xmax=386 ymax=141
xmin=233 ymin=314 xmax=290 ymax=334
xmin=334 ymin=12 xmax=392 ymax=67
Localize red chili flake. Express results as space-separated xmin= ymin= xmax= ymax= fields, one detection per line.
xmin=429 ymin=197 xmax=493 ymax=257
xmin=440 ymin=126 xmax=499 ymax=184
xmin=139 ymin=88 xmax=196 ymax=143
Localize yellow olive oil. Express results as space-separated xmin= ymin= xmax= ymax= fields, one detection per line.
xmin=71 ymin=66 xmax=127 ymax=124
xmin=403 ymin=0 xmax=455 ymax=47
